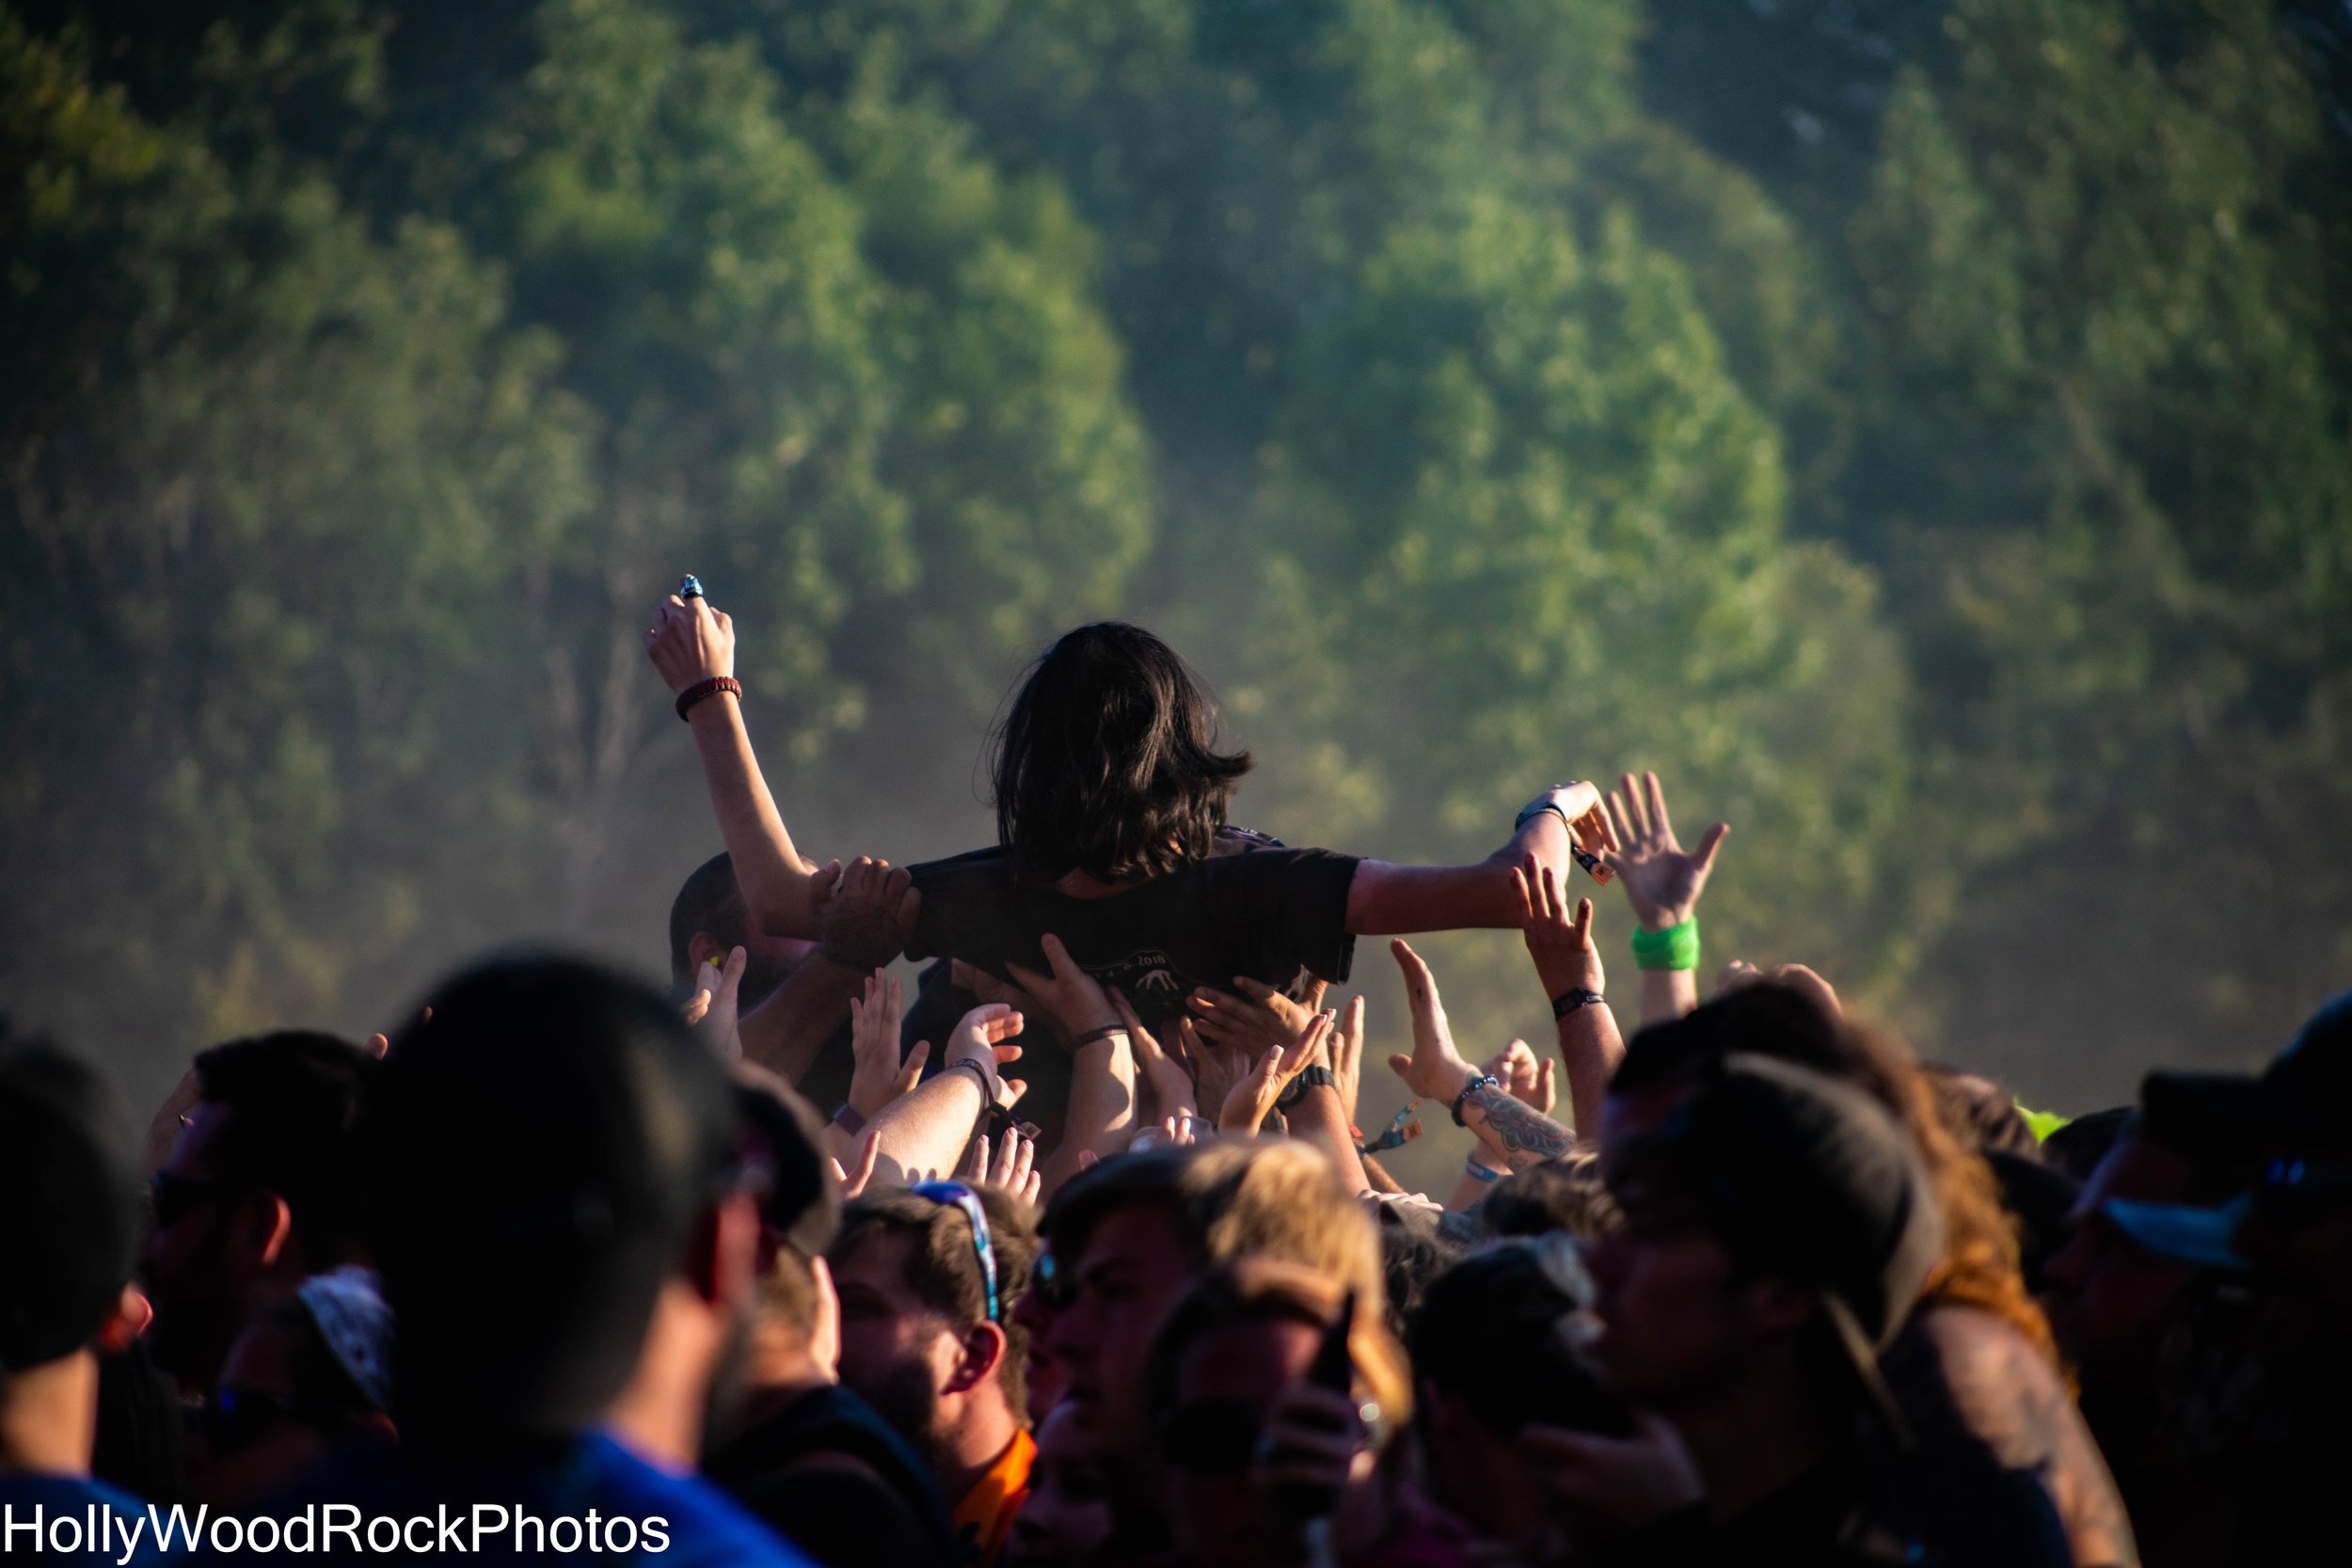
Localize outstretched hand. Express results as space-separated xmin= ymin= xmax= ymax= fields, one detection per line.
xmin=1600 ymin=771 xmax=1727 ymax=931
xmin=1482 ymin=1037 xmax=1556 ymax=1116
xmin=1112 ymin=988 xmax=1199 ymax=1124
xmin=946 ymin=1003 xmax=1028 ymax=1112
xmin=847 ymin=971 xmax=930 ymax=1121
xmin=1220 ymin=1011 xmax=1335 ymax=1135
xmin=1004 ymin=934 xmax=1121 ymax=1043
xmin=1384 ymin=940 xmax=1478 ymax=1103
xmin=818 ymin=856 xmax=920 ymax=972
xmin=1514 ymin=854 xmax=1605 ymax=1002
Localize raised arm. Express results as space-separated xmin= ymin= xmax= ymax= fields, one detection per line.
xmin=1386 ymin=939 xmax=1576 ymax=1172
xmin=644 ymin=585 xmax=825 ymax=940
xmin=1344 ymin=781 xmax=1611 ymax=935
xmin=1597 ymin=772 xmax=1726 ymax=1026
xmin=864 ymin=1003 xmax=1026 ymax=1186
xmin=1512 ymin=856 xmax=1623 ymax=1138
xmin=1004 ymin=935 xmax=1141 ymax=1196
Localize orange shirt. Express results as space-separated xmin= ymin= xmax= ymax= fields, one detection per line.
xmin=951 ymin=1427 xmax=1036 ymax=1568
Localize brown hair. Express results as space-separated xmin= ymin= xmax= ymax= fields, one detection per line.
xmin=1041 ymin=1141 xmax=1384 ymax=1311
xmin=1616 ymin=986 xmax=2059 ymax=1367
xmin=833 ymin=1184 xmax=1040 ymax=1414
xmin=1146 ymin=1258 xmax=1413 ymax=1443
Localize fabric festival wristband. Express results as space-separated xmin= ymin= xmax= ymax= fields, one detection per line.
xmin=1069 ymin=1024 xmax=1128 ymax=1050
xmin=1630 ymin=917 xmax=1700 ymax=972
xmin=831 ymin=1102 xmax=866 ymax=1137
xmin=1550 ymin=987 xmax=1606 ymax=1019
xmin=946 ymin=1058 xmax=994 ymax=1097
xmin=1465 ymin=1156 xmax=1505 ymax=1183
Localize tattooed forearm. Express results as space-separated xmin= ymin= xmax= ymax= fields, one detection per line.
xmin=1465 ymin=1084 xmax=1575 ymax=1166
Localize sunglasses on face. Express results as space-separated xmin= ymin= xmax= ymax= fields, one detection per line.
xmin=1031 ymin=1247 xmax=1072 ymax=1313
xmin=1157 ymin=1398 xmax=1264 ymax=1475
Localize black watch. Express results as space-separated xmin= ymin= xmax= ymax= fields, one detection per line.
xmin=1450 ymin=1072 xmax=1500 ymax=1128
xmin=1277 ymin=1065 xmax=1336 ymax=1108
xmin=1550 ymin=987 xmax=1606 ymax=1019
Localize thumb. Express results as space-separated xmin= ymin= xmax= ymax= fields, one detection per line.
xmin=901 ymin=1039 xmax=930 ymax=1076
xmin=1387 ymin=1051 xmax=1414 ymax=1083
xmin=1692 ymin=821 xmax=1729 ymax=874
xmin=1538 ymin=1057 xmax=1556 ymax=1099
xmin=999 ymin=1078 xmax=1029 ymax=1110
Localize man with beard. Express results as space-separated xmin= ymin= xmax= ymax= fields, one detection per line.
xmin=704 ymin=1081 xmax=960 ymax=1568
xmin=144 ymin=1031 xmax=374 ymax=1394
xmin=829 ymin=1184 xmax=1040 ymax=1568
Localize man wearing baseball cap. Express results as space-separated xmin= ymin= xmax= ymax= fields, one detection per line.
xmin=1577 ymin=1053 xmax=2073 ymax=1563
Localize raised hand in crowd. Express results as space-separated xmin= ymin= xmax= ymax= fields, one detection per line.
xmin=959 ymin=1124 xmax=1044 ymax=1208
xmin=1185 ymin=974 xmax=1329 ymax=1054
xmin=645 ymin=585 xmax=832 ymax=942
xmin=1514 ymin=853 xmax=1623 ymax=1135
xmin=1112 ymin=986 xmax=1199 ymax=1126
xmin=1005 ymin=934 xmax=1140 ymax=1192
xmin=1599 ymin=770 xmax=1727 ymax=1024
xmin=680 ymin=943 xmax=748 ymax=1059
xmin=829 ymin=1128 xmax=882 ymax=1201
xmin=1387 ymin=938 xmax=1575 ymax=1179
xmin=854 ymin=1002 xmax=1026 ymax=1184
xmin=847 ymin=971 xmax=929 ymax=1123
xmin=1482 ymin=1037 xmax=1555 ymax=1116
xmin=816 ymin=855 xmax=921 ymax=973
xmin=1219 ymin=1010 xmax=1335 ymax=1135
xmin=1328 ymin=993 xmax=1366 ymax=1131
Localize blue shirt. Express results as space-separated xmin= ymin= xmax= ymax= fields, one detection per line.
xmin=191 ymin=1431 xmax=815 ymax=1565
xmin=0 ymin=1473 xmax=161 ymax=1565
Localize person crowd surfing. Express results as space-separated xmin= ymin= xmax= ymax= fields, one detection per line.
xmin=0 ymin=575 xmax=2342 ymax=1567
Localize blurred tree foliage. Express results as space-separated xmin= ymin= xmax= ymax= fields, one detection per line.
xmin=2 ymin=0 xmax=2345 ymax=1116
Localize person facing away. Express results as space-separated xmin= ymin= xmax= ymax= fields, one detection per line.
xmin=143 ymin=1031 xmax=375 ymax=1396
xmin=828 ymin=1183 xmax=1041 ymax=1568
xmin=703 ymin=1076 xmax=961 ymax=1568
xmin=643 ymin=598 xmax=1613 ymax=1110
xmin=0 ymin=1034 xmax=161 ymax=1564
xmin=230 ymin=954 xmax=811 ymax=1567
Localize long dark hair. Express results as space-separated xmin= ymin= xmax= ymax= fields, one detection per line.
xmin=989 ymin=622 xmax=1252 ymax=883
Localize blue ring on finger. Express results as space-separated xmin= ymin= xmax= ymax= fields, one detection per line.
xmin=679 ymin=574 xmax=705 ymax=599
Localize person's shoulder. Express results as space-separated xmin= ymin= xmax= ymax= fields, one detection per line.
xmin=906 ymin=846 xmax=1009 ymax=885
xmin=580 ymin=1434 xmax=817 ymax=1568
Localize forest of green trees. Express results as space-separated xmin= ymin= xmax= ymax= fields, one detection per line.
xmin=5 ymin=0 xmax=2348 ymax=1117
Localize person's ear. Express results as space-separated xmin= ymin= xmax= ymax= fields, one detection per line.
xmin=688 ymin=931 xmax=727 ymax=976
xmin=944 ymin=1320 xmax=1008 ymax=1396
xmin=92 ymin=1285 xmax=153 ymax=1355
xmin=237 ymin=1193 xmax=296 ymax=1272
xmin=810 ymin=1256 xmax=842 ymax=1380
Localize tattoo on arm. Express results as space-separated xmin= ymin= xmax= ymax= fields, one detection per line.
xmin=1467 ymin=1085 xmax=1574 ymax=1165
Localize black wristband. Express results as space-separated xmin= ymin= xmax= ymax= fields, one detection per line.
xmin=1069 ymin=1024 xmax=1128 ymax=1050
xmin=1450 ymin=1072 xmax=1499 ymax=1128
xmin=1550 ymin=987 xmax=1606 ymax=1019
xmin=1276 ymin=1065 xmax=1336 ymax=1108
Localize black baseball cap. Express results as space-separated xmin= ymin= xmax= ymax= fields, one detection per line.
xmin=0 ymin=1044 xmax=140 ymax=1370
xmin=2142 ymin=990 xmax=2352 ymax=1159
xmin=1613 ymin=1053 xmax=1946 ymax=1435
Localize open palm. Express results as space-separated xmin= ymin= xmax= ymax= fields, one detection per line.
xmin=1601 ymin=771 xmax=1728 ymax=931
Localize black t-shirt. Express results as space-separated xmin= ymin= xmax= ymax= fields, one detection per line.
xmin=706 ymin=1386 xmax=957 ymax=1568
xmin=903 ymin=827 xmax=1361 ymax=1032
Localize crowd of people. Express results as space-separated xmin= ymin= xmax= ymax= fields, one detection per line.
xmin=3 ymin=582 xmax=2346 ymax=1567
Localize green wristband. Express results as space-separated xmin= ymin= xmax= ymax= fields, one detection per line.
xmin=1630 ymin=917 xmax=1700 ymax=972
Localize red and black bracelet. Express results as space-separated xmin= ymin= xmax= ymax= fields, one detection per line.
xmin=675 ymin=675 xmax=742 ymax=721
